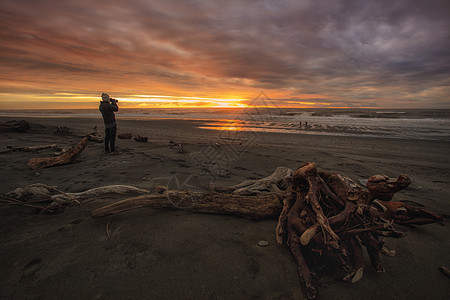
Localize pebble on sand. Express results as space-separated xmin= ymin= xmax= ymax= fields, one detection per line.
xmin=258 ymin=240 xmax=269 ymax=247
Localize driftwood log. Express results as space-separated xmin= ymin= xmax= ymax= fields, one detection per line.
xmin=91 ymin=192 xmax=280 ymax=220
xmin=27 ymin=128 xmax=101 ymax=170
xmin=118 ymin=133 xmax=133 ymax=139
xmin=27 ymin=136 xmax=89 ymax=170
xmin=0 ymin=144 xmax=61 ymax=154
xmin=3 ymin=183 xmax=152 ymax=213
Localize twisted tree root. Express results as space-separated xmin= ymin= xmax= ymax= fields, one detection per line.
xmin=275 ymin=162 xmax=443 ymax=299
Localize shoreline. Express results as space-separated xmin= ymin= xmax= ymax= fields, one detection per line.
xmin=0 ymin=116 xmax=449 ymax=299
xmin=0 ymin=114 xmax=449 ymax=142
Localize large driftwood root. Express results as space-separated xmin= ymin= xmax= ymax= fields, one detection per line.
xmin=276 ymin=162 xmax=443 ymax=299
xmin=87 ymin=163 xmax=443 ymax=299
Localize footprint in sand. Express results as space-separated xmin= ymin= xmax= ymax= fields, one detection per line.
xmin=71 ymin=219 xmax=83 ymax=225
xmin=22 ymin=258 xmax=42 ymax=278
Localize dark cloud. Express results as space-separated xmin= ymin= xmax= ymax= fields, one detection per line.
xmin=0 ymin=0 xmax=449 ymax=107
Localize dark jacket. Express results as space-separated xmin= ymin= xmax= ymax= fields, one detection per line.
xmin=99 ymin=101 xmax=119 ymax=126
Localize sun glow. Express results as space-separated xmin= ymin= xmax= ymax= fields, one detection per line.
xmin=0 ymin=91 xmax=342 ymax=110
xmin=118 ymin=95 xmax=247 ymax=108
xmin=0 ymin=93 xmax=248 ymax=109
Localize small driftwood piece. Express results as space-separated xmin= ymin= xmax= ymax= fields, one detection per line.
xmin=53 ymin=126 xmax=70 ymax=135
xmin=0 ymin=194 xmax=52 ymax=212
xmin=177 ymin=143 xmax=186 ymax=153
xmin=88 ymin=126 xmax=103 ymax=143
xmin=439 ymin=266 xmax=450 ymax=278
xmin=118 ymin=133 xmax=132 ymax=139
xmin=169 ymin=141 xmax=186 ymax=153
xmin=4 ymin=120 xmax=30 ymax=132
xmin=134 ymin=135 xmax=148 ymax=142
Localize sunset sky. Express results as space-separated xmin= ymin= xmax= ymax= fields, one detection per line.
xmin=0 ymin=0 xmax=449 ymax=109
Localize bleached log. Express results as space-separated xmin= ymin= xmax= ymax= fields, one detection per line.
xmin=91 ymin=192 xmax=281 ymax=220
xmin=51 ymin=185 xmax=150 ymax=203
xmin=213 ymin=166 xmax=293 ymax=195
xmin=0 ymin=144 xmax=61 ymax=154
xmin=6 ymin=183 xmax=150 ymax=204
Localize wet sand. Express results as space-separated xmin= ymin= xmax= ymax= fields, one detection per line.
xmin=0 ymin=116 xmax=449 ymax=299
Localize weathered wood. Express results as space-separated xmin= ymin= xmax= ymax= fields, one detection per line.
xmin=50 ymin=185 xmax=149 ymax=205
xmin=214 ymin=166 xmax=293 ymax=196
xmin=373 ymin=200 xmax=444 ymax=225
xmin=294 ymin=163 xmax=340 ymax=249
xmin=177 ymin=143 xmax=186 ymax=153
xmin=4 ymin=120 xmax=30 ymax=132
xmin=276 ymin=162 xmax=433 ymax=299
xmin=0 ymin=144 xmax=60 ymax=154
xmin=118 ymin=133 xmax=132 ymax=139
xmin=87 ymin=126 xmax=103 ymax=143
xmin=91 ymin=192 xmax=281 ymax=220
xmin=27 ymin=136 xmax=89 ymax=170
xmin=134 ymin=135 xmax=148 ymax=142
xmin=53 ymin=126 xmax=70 ymax=135
xmin=367 ymin=174 xmax=412 ymax=201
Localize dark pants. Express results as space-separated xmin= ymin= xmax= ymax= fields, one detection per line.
xmin=105 ymin=126 xmax=117 ymax=152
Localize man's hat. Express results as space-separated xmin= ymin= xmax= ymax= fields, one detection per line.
xmin=101 ymin=93 xmax=109 ymax=101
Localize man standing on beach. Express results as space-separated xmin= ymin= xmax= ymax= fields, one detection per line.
xmin=99 ymin=93 xmax=119 ymax=154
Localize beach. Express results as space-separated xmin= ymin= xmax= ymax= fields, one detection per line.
xmin=0 ymin=115 xmax=449 ymax=300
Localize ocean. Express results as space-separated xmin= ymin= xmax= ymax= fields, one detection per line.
xmin=1 ymin=108 xmax=449 ymax=141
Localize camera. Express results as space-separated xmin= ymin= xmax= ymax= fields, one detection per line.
xmin=110 ymin=98 xmax=118 ymax=103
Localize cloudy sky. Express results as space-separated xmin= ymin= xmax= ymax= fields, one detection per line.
xmin=0 ymin=0 xmax=449 ymax=109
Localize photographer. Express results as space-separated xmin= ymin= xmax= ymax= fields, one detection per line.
xmin=99 ymin=93 xmax=119 ymax=154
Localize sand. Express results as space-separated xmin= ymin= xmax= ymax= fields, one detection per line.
xmin=0 ymin=116 xmax=449 ymax=299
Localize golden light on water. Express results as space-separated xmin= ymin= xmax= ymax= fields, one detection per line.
xmin=200 ymin=120 xmax=246 ymax=131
